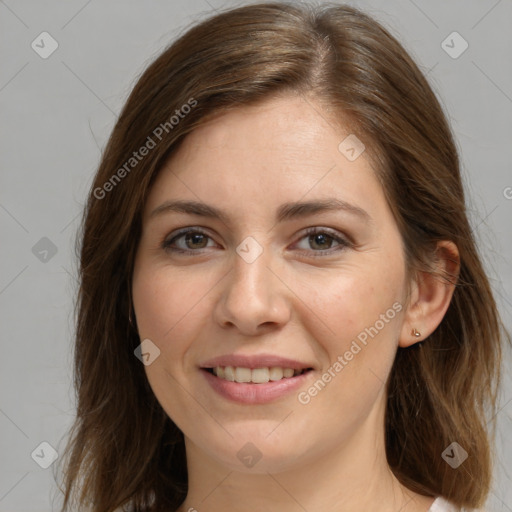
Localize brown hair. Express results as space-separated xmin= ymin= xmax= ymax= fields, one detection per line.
xmin=55 ymin=2 xmax=507 ymax=510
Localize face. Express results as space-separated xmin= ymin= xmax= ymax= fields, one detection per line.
xmin=132 ymin=94 xmax=410 ymax=474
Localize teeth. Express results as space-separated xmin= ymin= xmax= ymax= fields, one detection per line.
xmin=234 ymin=367 xmax=252 ymax=383
xmin=248 ymin=367 xmax=269 ymax=384
xmin=269 ymin=367 xmax=284 ymax=381
xmin=211 ymin=366 xmax=305 ymax=383
xmin=224 ymin=366 xmax=235 ymax=381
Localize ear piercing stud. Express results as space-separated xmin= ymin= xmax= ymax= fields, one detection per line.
xmin=411 ymin=328 xmax=421 ymax=338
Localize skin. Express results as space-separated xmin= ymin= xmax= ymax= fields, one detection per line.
xmin=132 ymin=93 xmax=459 ymax=512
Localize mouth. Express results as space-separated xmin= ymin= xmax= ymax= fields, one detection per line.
xmin=201 ymin=366 xmax=314 ymax=384
xmin=200 ymin=365 xmax=315 ymax=404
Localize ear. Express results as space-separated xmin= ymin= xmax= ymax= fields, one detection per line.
xmin=399 ymin=241 xmax=460 ymax=348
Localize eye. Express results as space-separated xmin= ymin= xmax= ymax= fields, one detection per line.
xmin=162 ymin=228 xmax=217 ymax=254
xmin=293 ymin=227 xmax=351 ymax=256
xmin=161 ymin=226 xmax=352 ymax=257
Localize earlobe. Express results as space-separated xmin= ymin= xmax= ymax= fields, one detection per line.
xmin=399 ymin=241 xmax=460 ymax=348
xmin=410 ymin=327 xmax=421 ymax=338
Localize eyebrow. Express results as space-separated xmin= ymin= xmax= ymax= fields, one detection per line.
xmin=148 ymin=198 xmax=372 ymax=225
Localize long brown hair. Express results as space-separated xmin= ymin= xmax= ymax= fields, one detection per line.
xmin=55 ymin=2 xmax=507 ymax=510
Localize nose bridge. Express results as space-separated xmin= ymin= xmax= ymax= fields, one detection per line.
xmin=230 ymin=237 xmax=274 ymax=301
xmin=232 ymin=237 xmax=272 ymax=292
xmin=214 ymin=235 xmax=290 ymax=332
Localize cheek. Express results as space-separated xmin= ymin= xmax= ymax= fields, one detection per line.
xmin=307 ymin=266 xmax=404 ymax=344
xmin=132 ymin=263 xmax=217 ymax=357
xmin=295 ymin=272 xmax=403 ymax=424
xmin=131 ymin=263 xmax=216 ymax=428
xmin=296 ymin=258 xmax=405 ymax=406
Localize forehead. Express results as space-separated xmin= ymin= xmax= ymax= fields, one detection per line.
xmin=180 ymin=95 xmax=351 ymax=157
xmin=144 ymin=95 xmax=384 ymax=221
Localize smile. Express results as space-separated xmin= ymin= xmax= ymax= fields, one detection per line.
xmin=201 ymin=366 xmax=314 ymax=404
xmin=206 ymin=366 xmax=309 ymax=383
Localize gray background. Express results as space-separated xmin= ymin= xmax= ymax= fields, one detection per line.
xmin=0 ymin=0 xmax=511 ymax=510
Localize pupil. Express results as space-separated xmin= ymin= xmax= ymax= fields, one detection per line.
xmin=187 ymin=233 xmax=207 ymax=248
xmin=310 ymin=233 xmax=331 ymax=250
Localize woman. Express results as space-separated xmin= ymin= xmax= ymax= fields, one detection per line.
xmin=56 ymin=3 xmax=506 ymax=511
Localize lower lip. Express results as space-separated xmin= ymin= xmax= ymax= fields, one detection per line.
xmin=201 ymin=369 xmax=313 ymax=404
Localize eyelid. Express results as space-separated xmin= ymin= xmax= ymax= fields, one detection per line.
xmin=161 ymin=225 xmax=352 ymax=255
xmin=291 ymin=226 xmax=352 ymax=256
xmin=162 ymin=227 xmax=217 ymax=252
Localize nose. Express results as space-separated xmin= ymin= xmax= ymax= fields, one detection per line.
xmin=213 ymin=244 xmax=291 ymax=336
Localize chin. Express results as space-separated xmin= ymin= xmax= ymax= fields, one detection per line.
xmin=190 ymin=427 xmax=316 ymax=474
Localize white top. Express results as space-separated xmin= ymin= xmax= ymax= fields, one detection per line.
xmin=429 ymin=497 xmax=483 ymax=512
xmin=429 ymin=497 xmax=459 ymax=511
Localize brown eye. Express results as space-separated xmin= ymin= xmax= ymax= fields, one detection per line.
xmin=162 ymin=228 xmax=216 ymax=254
xmin=294 ymin=227 xmax=351 ymax=257
xmin=308 ymin=232 xmax=336 ymax=250
xmin=182 ymin=232 xmax=209 ymax=249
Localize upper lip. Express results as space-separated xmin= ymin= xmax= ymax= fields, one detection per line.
xmin=200 ymin=353 xmax=315 ymax=370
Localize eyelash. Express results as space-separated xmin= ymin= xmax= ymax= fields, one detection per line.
xmin=161 ymin=226 xmax=352 ymax=258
